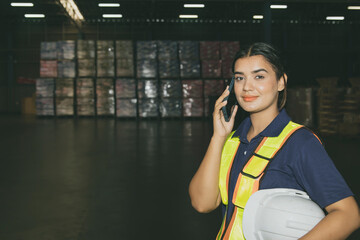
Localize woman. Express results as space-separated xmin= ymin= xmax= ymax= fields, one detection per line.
xmin=189 ymin=42 xmax=360 ymax=239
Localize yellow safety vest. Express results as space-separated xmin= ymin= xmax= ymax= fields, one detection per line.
xmin=217 ymin=121 xmax=304 ymax=240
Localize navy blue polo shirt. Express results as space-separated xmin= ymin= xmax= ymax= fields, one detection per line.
xmin=222 ymin=109 xmax=353 ymax=226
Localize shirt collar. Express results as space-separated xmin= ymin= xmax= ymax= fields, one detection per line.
xmin=232 ymin=109 xmax=291 ymax=143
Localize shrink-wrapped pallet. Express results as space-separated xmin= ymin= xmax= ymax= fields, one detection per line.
xmin=183 ymin=98 xmax=204 ymax=117
xmin=182 ymin=80 xmax=203 ymax=98
xmin=116 ymin=98 xmax=137 ymax=117
xmin=138 ymin=98 xmax=158 ymax=117
xmin=115 ymin=79 xmax=136 ymax=98
xmin=160 ymin=80 xmax=182 ymax=98
xmin=160 ymin=99 xmax=182 ymax=117
xmin=137 ymin=80 xmax=158 ymax=98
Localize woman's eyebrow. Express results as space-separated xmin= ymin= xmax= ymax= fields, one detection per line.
xmin=233 ymin=71 xmax=244 ymax=75
xmin=252 ymin=68 xmax=268 ymax=74
xmin=234 ymin=69 xmax=268 ymax=75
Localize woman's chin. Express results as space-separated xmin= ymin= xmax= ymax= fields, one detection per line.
xmin=240 ymin=103 xmax=259 ymax=113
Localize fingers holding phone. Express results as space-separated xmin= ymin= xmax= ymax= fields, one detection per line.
xmin=213 ymin=80 xmax=238 ymax=138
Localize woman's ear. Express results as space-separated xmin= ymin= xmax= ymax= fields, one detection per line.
xmin=278 ymin=73 xmax=287 ymax=91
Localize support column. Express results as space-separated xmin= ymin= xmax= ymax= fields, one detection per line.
xmin=263 ymin=1 xmax=272 ymax=43
xmin=7 ymin=32 xmax=14 ymax=113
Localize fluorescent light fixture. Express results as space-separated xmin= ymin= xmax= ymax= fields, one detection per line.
xmin=59 ymin=0 xmax=84 ymax=21
xmin=184 ymin=4 xmax=205 ymax=8
xmin=102 ymin=14 xmax=123 ymax=18
xmin=24 ymin=14 xmax=45 ymax=18
xmin=348 ymin=6 xmax=360 ymax=10
xmin=179 ymin=14 xmax=198 ymax=18
xmin=98 ymin=3 xmax=120 ymax=7
xmin=11 ymin=2 xmax=34 ymax=7
xmin=253 ymin=15 xmax=263 ymax=19
xmin=270 ymin=5 xmax=287 ymax=9
xmin=326 ymin=16 xmax=344 ymax=20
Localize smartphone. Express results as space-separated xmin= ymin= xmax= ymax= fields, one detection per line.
xmin=221 ymin=77 xmax=236 ymax=122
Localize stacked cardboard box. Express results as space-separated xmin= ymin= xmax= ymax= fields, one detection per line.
xmin=138 ymin=98 xmax=158 ymax=117
xmin=287 ymin=88 xmax=315 ymax=128
xmin=157 ymin=41 xmax=181 ymax=117
xmin=160 ymin=80 xmax=182 ymax=117
xmin=116 ymin=78 xmax=137 ymax=117
xmin=202 ymin=60 xmax=222 ymax=78
xmin=136 ymin=41 xmax=158 ymax=117
xmin=221 ymin=41 xmax=239 ymax=78
xmin=36 ymin=40 xmax=245 ymax=119
xmin=55 ymin=78 xmax=74 ymax=116
xmin=40 ymin=42 xmax=57 ymax=60
xmin=40 ymin=41 xmax=57 ymax=78
xmin=160 ymin=80 xmax=182 ymax=98
xmin=97 ymin=41 xmax=115 ymax=77
xmin=136 ymin=41 xmax=157 ymax=78
xmin=58 ymin=60 xmax=76 ymax=78
xmin=96 ymin=78 xmax=115 ymax=115
xmin=77 ymin=40 xmax=96 ymax=77
xmin=116 ymin=98 xmax=137 ymax=117
xmin=36 ymin=78 xmax=55 ymax=116
xmin=158 ymin=41 xmax=179 ymax=79
xmin=204 ymin=80 xmax=225 ymax=117
xmin=57 ymin=41 xmax=75 ymax=60
xmin=160 ymin=99 xmax=182 ymax=117
xmin=78 ymin=59 xmax=95 ymax=77
xmin=57 ymin=41 xmax=76 ymax=79
xmin=138 ymin=79 xmax=158 ymax=117
xmin=182 ymin=80 xmax=203 ymax=117
xmin=39 ymin=42 xmax=56 ymax=115
xmin=200 ymin=41 xmax=221 ymax=78
xmin=316 ymin=77 xmax=341 ymax=135
xmin=77 ymin=40 xmax=95 ymax=59
xmin=40 ymin=60 xmax=57 ymax=78
xmin=179 ymin=41 xmax=200 ymax=78
xmin=76 ymin=78 xmax=95 ymax=116
xmin=338 ymin=78 xmax=360 ymax=136
xmin=220 ymin=41 xmax=240 ymax=61
xmin=116 ymin=41 xmax=134 ymax=77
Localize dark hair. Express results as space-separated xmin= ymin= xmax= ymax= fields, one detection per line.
xmin=232 ymin=42 xmax=287 ymax=109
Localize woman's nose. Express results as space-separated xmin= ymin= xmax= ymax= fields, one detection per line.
xmin=242 ymin=79 xmax=253 ymax=91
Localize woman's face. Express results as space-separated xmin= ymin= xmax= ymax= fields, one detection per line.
xmin=233 ymin=55 xmax=285 ymax=114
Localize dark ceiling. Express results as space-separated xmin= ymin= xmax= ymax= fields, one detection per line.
xmin=1 ymin=0 xmax=360 ymax=25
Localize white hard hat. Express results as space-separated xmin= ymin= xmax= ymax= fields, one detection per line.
xmin=243 ymin=188 xmax=325 ymax=240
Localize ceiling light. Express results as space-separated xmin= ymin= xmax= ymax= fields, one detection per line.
xmin=103 ymin=14 xmax=123 ymax=18
xmin=253 ymin=15 xmax=263 ymax=19
xmin=326 ymin=16 xmax=344 ymax=20
xmin=270 ymin=5 xmax=287 ymax=9
xmin=179 ymin=15 xmax=198 ymax=18
xmin=11 ymin=2 xmax=34 ymax=7
xmin=59 ymin=0 xmax=84 ymax=22
xmin=98 ymin=3 xmax=120 ymax=7
xmin=184 ymin=4 xmax=205 ymax=8
xmin=24 ymin=14 xmax=45 ymax=18
xmin=348 ymin=6 xmax=360 ymax=10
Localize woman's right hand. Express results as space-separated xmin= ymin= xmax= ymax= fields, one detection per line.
xmin=212 ymin=86 xmax=238 ymax=139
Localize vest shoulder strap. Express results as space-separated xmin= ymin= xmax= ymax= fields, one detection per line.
xmin=219 ymin=131 xmax=240 ymax=205
xmin=255 ymin=121 xmax=303 ymax=159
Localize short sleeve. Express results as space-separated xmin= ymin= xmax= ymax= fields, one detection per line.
xmin=291 ymin=130 xmax=353 ymax=209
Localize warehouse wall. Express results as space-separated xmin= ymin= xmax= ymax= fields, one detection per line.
xmin=1 ymin=20 xmax=359 ymax=113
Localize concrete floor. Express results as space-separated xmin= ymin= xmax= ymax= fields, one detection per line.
xmin=0 ymin=115 xmax=359 ymax=240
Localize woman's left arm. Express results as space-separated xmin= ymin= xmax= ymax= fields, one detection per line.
xmin=300 ymin=196 xmax=360 ymax=240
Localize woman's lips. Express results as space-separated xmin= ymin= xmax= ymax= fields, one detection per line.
xmin=242 ymin=96 xmax=258 ymax=102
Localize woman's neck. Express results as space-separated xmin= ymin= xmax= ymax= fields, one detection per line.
xmin=247 ymin=108 xmax=280 ymax=142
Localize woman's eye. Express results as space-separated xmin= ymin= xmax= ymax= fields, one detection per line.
xmin=255 ymin=75 xmax=264 ymax=79
xmin=234 ymin=76 xmax=244 ymax=81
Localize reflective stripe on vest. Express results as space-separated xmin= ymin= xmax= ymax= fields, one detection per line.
xmin=217 ymin=121 xmax=303 ymax=240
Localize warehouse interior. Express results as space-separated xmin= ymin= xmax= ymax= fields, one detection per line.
xmin=0 ymin=0 xmax=360 ymax=239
